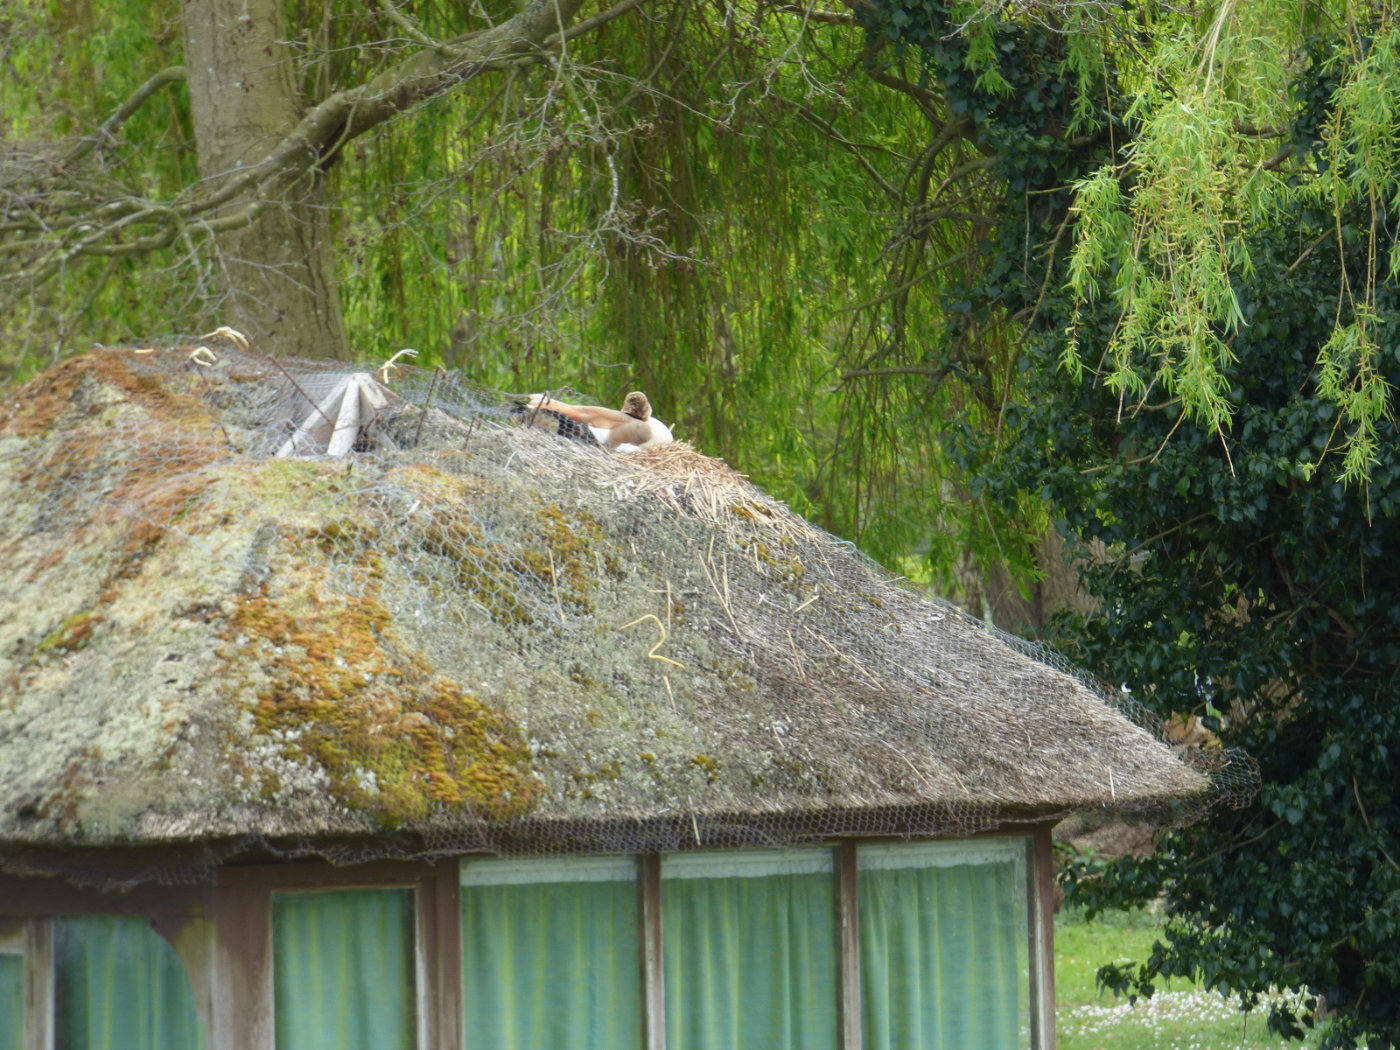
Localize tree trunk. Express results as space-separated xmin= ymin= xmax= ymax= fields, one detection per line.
xmin=959 ymin=528 xmax=1095 ymax=637
xmin=181 ymin=0 xmax=348 ymax=359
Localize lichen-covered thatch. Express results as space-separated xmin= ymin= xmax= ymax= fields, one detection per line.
xmin=0 ymin=345 xmax=1228 ymax=879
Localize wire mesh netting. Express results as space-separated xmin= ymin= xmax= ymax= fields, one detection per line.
xmin=0 ymin=338 xmax=1257 ymax=888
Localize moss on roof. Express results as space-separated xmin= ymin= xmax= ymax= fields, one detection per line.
xmin=0 ymin=347 xmax=1219 ymax=862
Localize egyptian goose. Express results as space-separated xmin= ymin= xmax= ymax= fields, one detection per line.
xmin=524 ymin=391 xmax=673 ymax=451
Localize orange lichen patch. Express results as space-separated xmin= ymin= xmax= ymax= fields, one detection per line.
xmin=15 ymin=421 xmax=219 ymax=589
xmin=219 ymin=564 xmax=539 ymax=826
xmin=15 ymin=427 xmax=109 ymax=490
xmin=382 ymin=467 xmax=624 ymax=608
xmin=34 ymin=746 xmax=104 ymax=826
xmin=11 ymin=355 xmax=221 ymax=554
xmin=0 ymin=349 xmax=207 ymax=437
xmin=515 ymin=503 xmax=623 ymax=608
xmin=109 ymin=434 xmax=222 ymax=505
xmin=382 ymin=462 xmax=492 ymax=500
xmin=690 ymin=753 xmax=721 ymax=783
xmin=37 ymin=611 xmax=104 ymax=654
xmin=106 ymin=477 xmax=210 ymax=587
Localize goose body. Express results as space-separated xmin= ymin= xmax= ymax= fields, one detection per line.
xmin=525 ymin=391 xmax=673 ymax=450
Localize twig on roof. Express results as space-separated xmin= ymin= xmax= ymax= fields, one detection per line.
xmin=526 ymin=389 xmax=551 ymax=427
xmin=198 ymin=326 xmax=250 ymax=352
xmin=377 ymin=348 xmax=418 ymax=384
xmin=786 ymin=630 xmax=806 ymax=680
xmin=883 ymin=740 xmax=937 ymax=793
xmin=805 ymin=624 xmax=883 ymax=689
xmin=620 ymin=614 xmax=686 ymax=669
xmin=413 ymin=365 xmax=444 ymax=448
xmin=186 ymin=351 xmax=236 ymax=451
xmin=548 ymin=550 xmax=564 ymax=623
xmin=700 ymin=547 xmax=741 ymax=639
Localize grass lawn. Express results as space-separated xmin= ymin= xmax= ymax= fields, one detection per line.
xmin=1056 ymin=909 xmax=1324 ymax=1050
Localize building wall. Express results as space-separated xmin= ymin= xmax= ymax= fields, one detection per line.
xmin=0 ymin=827 xmax=1057 ymax=1050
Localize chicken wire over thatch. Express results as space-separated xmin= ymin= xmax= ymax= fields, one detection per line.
xmin=0 ymin=342 xmax=1252 ymax=886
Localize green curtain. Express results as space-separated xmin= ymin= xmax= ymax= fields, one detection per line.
xmin=0 ymin=952 xmax=22 ymax=1050
xmin=858 ymin=840 xmax=1030 ymax=1050
xmin=54 ymin=916 xmax=206 ymax=1050
xmin=460 ymin=855 xmax=641 ymax=1050
xmin=273 ymin=888 xmax=417 ymax=1050
xmin=662 ymin=848 xmax=837 ymax=1050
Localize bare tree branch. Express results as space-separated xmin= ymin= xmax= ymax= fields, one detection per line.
xmin=61 ymin=66 xmax=188 ymax=167
xmin=773 ymin=3 xmax=859 ymax=25
xmin=0 ymin=0 xmax=642 ymax=289
xmin=554 ymin=0 xmax=647 ymax=43
xmin=771 ymin=97 xmax=907 ymax=201
xmin=375 ymin=0 xmax=451 ymax=52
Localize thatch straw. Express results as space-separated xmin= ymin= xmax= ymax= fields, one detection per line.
xmin=0 ymin=345 xmax=1254 ymax=885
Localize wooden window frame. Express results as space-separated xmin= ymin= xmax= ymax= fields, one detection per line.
xmin=207 ymin=859 xmax=462 ymax=1050
xmin=0 ymin=919 xmax=53 ymax=1050
xmin=837 ymin=840 xmax=862 ymax=1050
xmin=0 ymin=820 xmax=1059 ymax=1050
xmin=639 ymin=853 xmax=665 ymax=1050
xmin=1029 ymin=825 xmax=1058 ymax=1050
xmin=633 ymin=826 xmax=1055 ymax=1050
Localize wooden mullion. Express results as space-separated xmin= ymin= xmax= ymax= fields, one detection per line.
xmin=0 ymin=875 xmax=202 ymax=918
xmin=1027 ymin=826 xmax=1057 ymax=1049
xmin=24 ymin=919 xmax=53 ymax=1050
xmin=216 ymin=859 xmax=437 ymax=891
xmin=421 ymin=860 xmax=462 ymax=1050
xmin=837 ymin=840 xmax=862 ymax=1050
xmin=638 ymin=853 xmax=665 ymax=1050
xmin=208 ymin=882 xmax=273 ymax=1050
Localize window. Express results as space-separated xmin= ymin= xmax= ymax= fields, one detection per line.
xmin=53 ymin=916 xmax=207 ymax=1050
xmin=0 ymin=927 xmax=22 ymax=1050
xmin=458 ymin=836 xmax=1037 ymax=1050
xmin=460 ymin=855 xmax=641 ymax=1050
xmin=858 ymin=840 xmax=1031 ymax=1050
xmin=662 ymin=848 xmax=838 ymax=1050
xmin=273 ymin=888 xmax=418 ymax=1050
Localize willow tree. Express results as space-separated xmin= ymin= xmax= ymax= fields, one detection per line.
xmin=0 ymin=0 xmax=1027 ymax=580
xmin=1056 ymin=0 xmax=1400 ymax=484
xmin=3 ymin=0 xmax=649 ymax=359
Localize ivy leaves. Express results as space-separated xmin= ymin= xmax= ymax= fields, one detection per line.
xmin=1012 ymin=177 xmax=1400 ymax=1050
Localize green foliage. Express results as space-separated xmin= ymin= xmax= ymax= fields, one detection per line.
xmin=996 ymin=150 xmax=1400 ymax=1050
xmin=858 ymin=1 xmax=1400 ymax=1043
xmin=1062 ymin=2 xmax=1400 ymax=483
xmin=11 ymin=2 xmax=1400 ymax=1042
xmin=852 ymin=0 xmax=1131 ymax=608
xmin=317 ymin=1 xmax=946 ymax=554
xmin=0 ymin=0 xmax=197 ymax=379
xmin=1056 ymin=908 xmax=1331 ymax=1049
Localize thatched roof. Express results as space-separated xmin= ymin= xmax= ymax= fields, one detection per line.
xmin=0 ymin=346 xmax=1215 ymax=875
